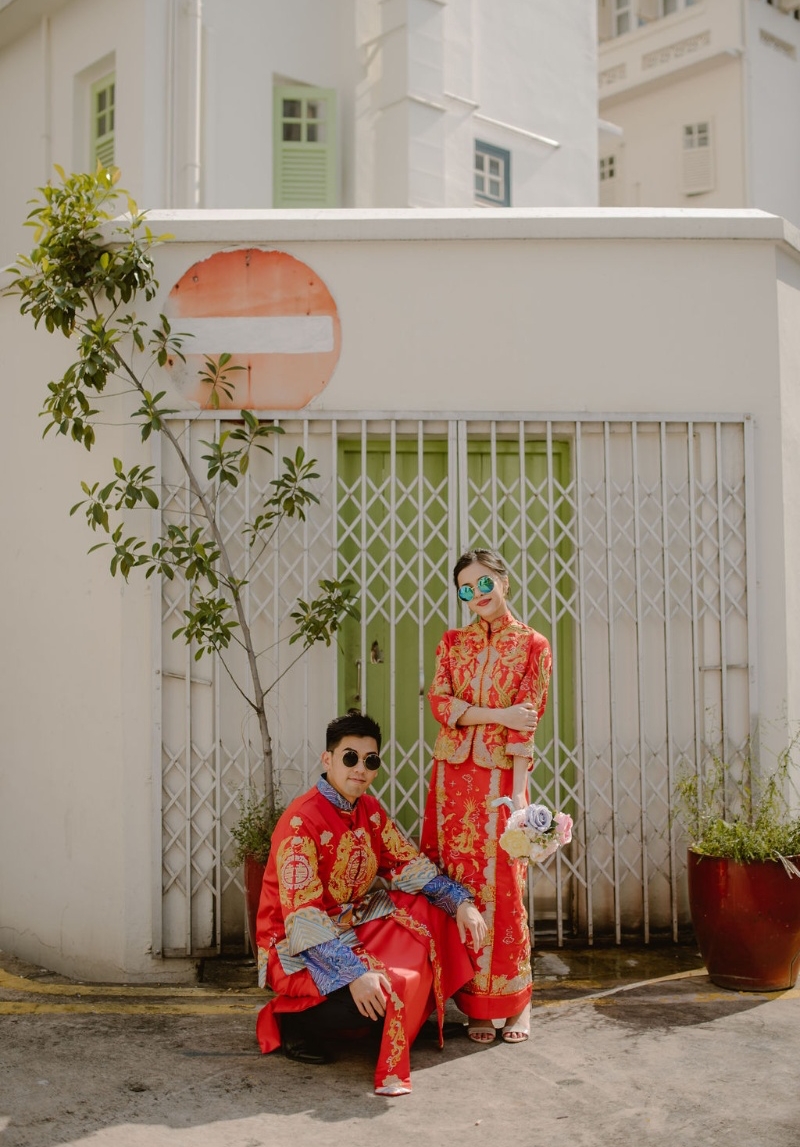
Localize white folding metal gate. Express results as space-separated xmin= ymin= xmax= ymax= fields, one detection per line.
xmin=154 ymin=413 xmax=754 ymax=956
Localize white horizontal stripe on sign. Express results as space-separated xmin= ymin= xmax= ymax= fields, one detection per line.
xmin=174 ymin=316 xmax=334 ymax=355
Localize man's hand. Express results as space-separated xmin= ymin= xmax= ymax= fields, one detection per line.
xmin=349 ymin=970 xmax=392 ymax=1020
xmin=456 ymin=900 xmax=487 ymax=950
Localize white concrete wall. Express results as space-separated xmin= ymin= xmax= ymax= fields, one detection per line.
xmin=201 ymin=0 xmax=357 ymax=209
xmin=0 ymin=0 xmax=598 ymax=262
xmin=599 ymin=0 xmax=743 ymax=101
xmin=0 ymin=0 xmax=152 ymax=267
xmin=598 ymin=1 xmax=800 ymax=227
xmin=747 ymin=1 xmax=800 ymax=225
xmin=199 ymin=0 xmax=598 ymax=208
xmin=776 ymin=248 xmax=800 ymax=726
xmin=598 ymin=0 xmax=746 ymax=209
xmin=470 ymin=0 xmax=598 ymax=207
xmin=599 ymin=58 xmax=745 ymax=207
xmin=369 ymin=0 xmax=599 ymax=207
xmin=3 ymin=207 xmax=799 ymax=979
xmin=0 ymin=291 xmax=195 ymax=983
xmin=0 ymin=17 xmax=43 ymax=267
xmin=136 ymin=211 xmax=781 ymax=424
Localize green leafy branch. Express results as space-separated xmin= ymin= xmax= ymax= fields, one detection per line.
xmin=4 ymin=166 xmax=359 ymax=823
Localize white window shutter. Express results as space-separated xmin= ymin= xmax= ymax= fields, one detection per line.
xmin=682 ymin=124 xmax=715 ymax=195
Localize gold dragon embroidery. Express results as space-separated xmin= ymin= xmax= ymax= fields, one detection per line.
xmin=328 ymin=828 xmax=378 ymax=904
xmin=276 ymin=834 xmax=323 ymax=912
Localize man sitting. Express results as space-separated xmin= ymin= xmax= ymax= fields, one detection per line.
xmin=255 ymin=710 xmax=486 ymax=1096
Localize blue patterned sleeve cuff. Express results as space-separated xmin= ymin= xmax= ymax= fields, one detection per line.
xmin=422 ymin=873 xmax=473 ymax=917
xmin=300 ymin=938 xmax=367 ymax=996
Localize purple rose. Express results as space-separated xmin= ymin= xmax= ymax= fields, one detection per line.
xmin=524 ymin=804 xmax=552 ymax=833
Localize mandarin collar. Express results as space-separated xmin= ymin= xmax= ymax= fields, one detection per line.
xmin=317 ymin=774 xmax=357 ymax=812
xmin=477 ymin=609 xmax=515 ymax=636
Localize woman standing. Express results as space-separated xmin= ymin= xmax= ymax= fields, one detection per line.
xmin=419 ymin=548 xmax=551 ymax=1043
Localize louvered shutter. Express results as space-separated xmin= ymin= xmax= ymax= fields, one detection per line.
xmin=273 ymin=85 xmax=337 ymax=208
xmin=91 ymin=73 xmax=115 ymax=169
xmin=682 ymin=123 xmax=715 ymax=196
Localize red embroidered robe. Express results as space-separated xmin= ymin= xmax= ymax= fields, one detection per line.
xmin=256 ymin=783 xmax=474 ymax=1094
xmin=420 ymin=611 xmax=551 ymax=1020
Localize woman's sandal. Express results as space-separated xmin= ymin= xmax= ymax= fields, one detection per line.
xmin=501 ymin=1004 xmax=530 ymax=1044
xmin=467 ymin=1021 xmax=497 ymax=1044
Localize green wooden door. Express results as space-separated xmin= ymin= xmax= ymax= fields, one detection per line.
xmin=462 ymin=439 xmax=575 ymax=816
xmin=337 ymin=436 xmax=574 ymax=836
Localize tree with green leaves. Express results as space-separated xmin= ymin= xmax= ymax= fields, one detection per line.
xmin=4 ymin=166 xmax=358 ymax=841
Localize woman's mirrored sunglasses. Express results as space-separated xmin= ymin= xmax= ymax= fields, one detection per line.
xmin=457 ymin=574 xmax=495 ymax=602
xmin=341 ymin=748 xmax=382 ymax=771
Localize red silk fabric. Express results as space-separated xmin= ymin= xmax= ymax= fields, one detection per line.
xmin=255 ymin=785 xmax=474 ymax=1092
xmin=421 ymin=612 xmax=551 ymax=1020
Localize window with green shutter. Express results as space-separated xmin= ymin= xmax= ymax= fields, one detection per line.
xmin=273 ymin=85 xmax=337 ymax=207
xmin=90 ymin=73 xmax=115 ymax=169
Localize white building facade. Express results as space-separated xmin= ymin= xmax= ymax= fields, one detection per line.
xmin=2 ymin=207 xmax=800 ymax=980
xmin=0 ymin=0 xmax=599 ymax=266
xmin=598 ymin=0 xmax=800 ymax=226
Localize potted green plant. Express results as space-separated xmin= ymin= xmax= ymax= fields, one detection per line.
xmin=676 ymin=742 xmax=800 ymax=991
xmin=229 ymin=791 xmax=285 ymax=957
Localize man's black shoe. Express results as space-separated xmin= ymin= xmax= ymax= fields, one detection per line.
xmin=280 ymin=1014 xmax=333 ymax=1065
xmin=282 ymin=1035 xmax=333 ymax=1065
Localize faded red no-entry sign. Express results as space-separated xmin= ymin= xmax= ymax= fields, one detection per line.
xmin=163 ymin=248 xmax=341 ymax=410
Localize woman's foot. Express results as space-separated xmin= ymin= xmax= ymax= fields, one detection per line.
xmin=467 ymin=1020 xmax=497 ymax=1044
xmin=501 ymin=1003 xmax=530 ymax=1044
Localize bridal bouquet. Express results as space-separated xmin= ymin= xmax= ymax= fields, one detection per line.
xmin=493 ymin=797 xmax=573 ymax=865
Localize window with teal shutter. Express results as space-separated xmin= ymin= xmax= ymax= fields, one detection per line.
xmin=474 ymin=140 xmax=511 ymax=207
xmin=91 ymin=73 xmax=115 ymax=169
xmin=273 ymin=85 xmax=337 ymax=207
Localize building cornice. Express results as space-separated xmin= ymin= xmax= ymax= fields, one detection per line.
xmin=104 ymin=207 xmax=800 ymax=260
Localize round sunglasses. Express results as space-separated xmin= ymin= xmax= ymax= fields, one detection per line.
xmin=457 ymin=574 xmax=495 ymax=603
xmin=340 ymin=748 xmax=382 ymax=771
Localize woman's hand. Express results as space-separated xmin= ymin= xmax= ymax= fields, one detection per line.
xmin=349 ymin=970 xmax=392 ymax=1020
xmin=456 ymin=901 xmax=487 ymax=949
xmin=501 ymin=702 xmax=539 ymax=732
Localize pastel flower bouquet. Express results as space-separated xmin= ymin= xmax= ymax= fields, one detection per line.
xmin=493 ymin=797 xmax=573 ymax=864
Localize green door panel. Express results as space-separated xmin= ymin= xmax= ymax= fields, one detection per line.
xmin=337 ymin=436 xmax=574 ymax=836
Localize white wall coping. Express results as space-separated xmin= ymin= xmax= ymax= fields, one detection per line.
xmin=128 ymin=207 xmax=800 ymax=256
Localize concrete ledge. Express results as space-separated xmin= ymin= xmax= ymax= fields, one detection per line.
xmin=128 ymin=207 xmax=800 ymax=256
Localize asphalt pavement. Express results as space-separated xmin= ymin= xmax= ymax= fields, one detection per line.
xmin=1 ymin=942 xmax=798 ymax=1147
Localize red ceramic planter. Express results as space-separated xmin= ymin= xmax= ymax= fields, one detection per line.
xmin=687 ymin=850 xmax=800 ymax=991
xmin=243 ymin=855 xmax=267 ymax=957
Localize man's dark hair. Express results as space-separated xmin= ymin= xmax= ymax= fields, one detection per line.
xmin=325 ymin=709 xmax=382 ymax=752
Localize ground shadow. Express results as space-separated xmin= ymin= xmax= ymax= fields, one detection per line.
xmin=0 ymin=1008 xmax=497 ymax=1147
xmin=592 ymin=977 xmax=782 ymax=1030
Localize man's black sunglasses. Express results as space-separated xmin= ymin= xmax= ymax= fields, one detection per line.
xmin=340 ymin=748 xmax=381 ymax=771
